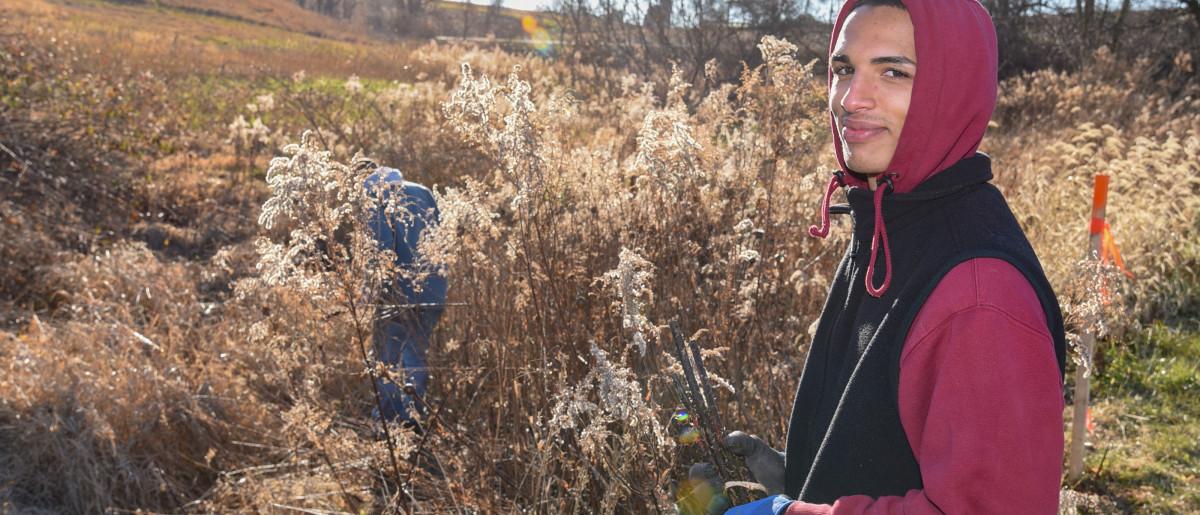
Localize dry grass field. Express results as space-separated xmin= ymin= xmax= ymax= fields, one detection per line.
xmin=1 ymin=0 xmax=1198 ymax=513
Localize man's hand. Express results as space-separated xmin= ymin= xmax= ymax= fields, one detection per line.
xmin=679 ymin=462 xmax=732 ymax=515
xmin=725 ymin=431 xmax=786 ymax=495
xmin=725 ymin=495 xmax=794 ymax=515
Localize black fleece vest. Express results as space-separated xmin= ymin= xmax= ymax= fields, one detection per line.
xmin=783 ymin=155 xmax=1066 ymax=503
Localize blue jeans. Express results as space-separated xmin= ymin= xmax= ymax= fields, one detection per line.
xmin=372 ymin=311 xmax=439 ymax=423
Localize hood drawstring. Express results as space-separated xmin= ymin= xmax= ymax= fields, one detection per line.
xmin=808 ymin=171 xmax=845 ymax=239
xmin=865 ymin=174 xmax=896 ymax=298
xmin=809 ymin=171 xmax=896 ymax=298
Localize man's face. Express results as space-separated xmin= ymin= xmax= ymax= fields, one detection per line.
xmin=830 ymin=5 xmax=916 ymax=175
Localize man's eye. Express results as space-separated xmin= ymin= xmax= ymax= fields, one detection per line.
xmin=833 ymin=66 xmax=853 ymax=76
xmin=884 ymin=68 xmax=911 ymax=79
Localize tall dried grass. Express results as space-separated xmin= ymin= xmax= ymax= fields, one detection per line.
xmin=1 ymin=7 xmax=1197 ymax=511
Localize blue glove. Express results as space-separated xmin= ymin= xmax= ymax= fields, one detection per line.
xmin=724 ymin=494 xmax=793 ymax=515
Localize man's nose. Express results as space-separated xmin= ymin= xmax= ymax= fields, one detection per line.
xmin=839 ymin=75 xmax=874 ymax=113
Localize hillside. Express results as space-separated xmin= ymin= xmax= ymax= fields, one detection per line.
xmin=4 ymin=0 xmax=414 ymax=79
xmin=155 ymin=0 xmax=365 ymax=39
xmin=4 ymin=0 xmax=555 ymax=79
xmin=7 ymin=0 xmax=365 ymax=41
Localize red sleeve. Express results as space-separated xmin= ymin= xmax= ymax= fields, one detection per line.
xmin=783 ymin=258 xmax=1064 ymax=515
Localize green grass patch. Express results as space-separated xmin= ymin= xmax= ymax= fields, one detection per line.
xmin=1066 ymin=323 xmax=1200 ymax=513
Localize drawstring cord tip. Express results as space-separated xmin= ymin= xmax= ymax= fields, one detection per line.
xmin=809 ymin=172 xmax=845 ymax=239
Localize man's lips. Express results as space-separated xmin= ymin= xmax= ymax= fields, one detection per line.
xmin=840 ymin=120 xmax=888 ymax=144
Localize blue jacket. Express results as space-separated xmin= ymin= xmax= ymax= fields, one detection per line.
xmin=364 ymin=168 xmax=448 ymax=328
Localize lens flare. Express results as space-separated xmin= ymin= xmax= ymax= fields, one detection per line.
xmin=529 ymin=28 xmax=552 ymax=56
xmin=677 ymin=426 xmax=700 ymax=445
xmin=521 ymin=15 xmax=538 ymax=33
xmin=671 ymin=408 xmax=699 ymax=444
xmin=676 ymin=477 xmax=728 ymax=515
xmin=521 ymin=15 xmax=554 ymax=56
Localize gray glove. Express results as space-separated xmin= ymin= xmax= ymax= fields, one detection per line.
xmin=725 ymin=431 xmax=786 ymax=495
xmin=681 ymin=462 xmax=732 ymax=515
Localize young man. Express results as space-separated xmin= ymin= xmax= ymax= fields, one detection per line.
xmin=360 ymin=161 xmax=448 ymax=427
xmin=716 ymin=1 xmax=1068 ymax=513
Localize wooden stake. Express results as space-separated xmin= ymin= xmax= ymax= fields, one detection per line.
xmin=1067 ymin=174 xmax=1109 ymax=482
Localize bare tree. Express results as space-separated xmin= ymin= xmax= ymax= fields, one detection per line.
xmin=1076 ymin=0 xmax=1097 ymax=50
xmin=1181 ymin=0 xmax=1200 ymax=26
xmin=485 ymin=0 xmax=504 ymax=37
xmin=461 ymin=0 xmax=474 ymax=38
xmin=1110 ymin=0 xmax=1134 ymax=51
xmin=981 ymin=0 xmax=1052 ymax=75
xmin=403 ymin=0 xmax=425 ymax=14
xmin=551 ymin=0 xmax=815 ymax=99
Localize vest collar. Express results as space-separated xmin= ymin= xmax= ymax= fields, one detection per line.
xmin=840 ymin=154 xmax=994 ymax=295
xmin=848 ymin=153 xmax=994 ymax=236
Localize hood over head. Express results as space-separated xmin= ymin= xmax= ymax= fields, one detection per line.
xmin=810 ymin=0 xmax=999 ymax=298
xmin=828 ymin=0 xmax=998 ymax=193
xmin=364 ymin=166 xmax=405 ymax=189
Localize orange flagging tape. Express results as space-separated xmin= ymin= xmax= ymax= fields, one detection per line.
xmin=1090 ymin=174 xmax=1132 ymax=304
xmin=1101 ymin=222 xmax=1133 ymax=278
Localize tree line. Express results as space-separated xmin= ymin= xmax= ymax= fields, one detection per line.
xmin=295 ymin=0 xmax=1198 ymax=94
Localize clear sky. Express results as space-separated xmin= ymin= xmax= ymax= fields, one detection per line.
xmin=507 ymin=0 xmax=551 ymax=10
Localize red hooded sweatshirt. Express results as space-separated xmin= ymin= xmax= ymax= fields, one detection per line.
xmin=787 ymin=0 xmax=1065 ymax=513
